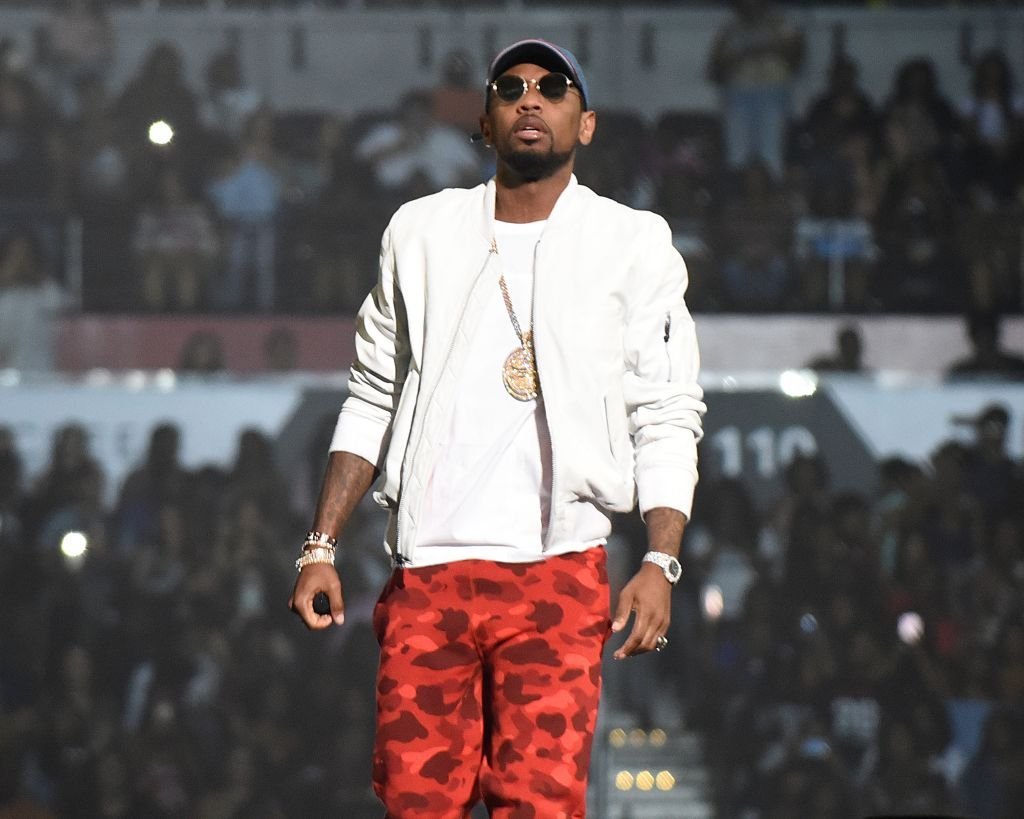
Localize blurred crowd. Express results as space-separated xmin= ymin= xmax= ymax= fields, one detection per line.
xmin=673 ymin=402 xmax=1024 ymax=818
xmin=0 ymin=0 xmax=1023 ymax=340
xmin=0 ymin=419 xmax=393 ymax=818
xmin=2 ymin=406 xmax=1023 ymax=817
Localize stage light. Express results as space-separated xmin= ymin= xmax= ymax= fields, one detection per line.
xmin=649 ymin=728 xmax=667 ymax=747
xmin=800 ymin=612 xmax=819 ymax=635
xmin=635 ymin=770 xmax=655 ymax=791
xmin=628 ymin=728 xmax=647 ymax=747
xmin=60 ymin=531 xmax=88 ymax=565
xmin=614 ymin=771 xmax=634 ymax=791
xmin=779 ymin=368 xmax=817 ymax=398
xmin=148 ymin=120 xmax=174 ymax=146
xmin=125 ymin=369 xmax=147 ymax=390
xmin=702 ymin=584 xmax=724 ymax=621
xmin=898 ymin=611 xmax=924 ymax=645
xmin=155 ymin=368 xmax=176 ymax=391
xmin=608 ymin=728 xmax=627 ymax=748
xmin=655 ymin=771 xmax=676 ymax=790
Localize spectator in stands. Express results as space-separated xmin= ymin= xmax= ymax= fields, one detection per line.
xmin=805 ymin=323 xmax=866 ymax=374
xmin=958 ymin=49 xmax=1023 ymax=204
xmin=685 ymin=478 xmax=761 ymax=622
xmin=0 ymin=426 xmax=25 ymax=550
xmin=0 ymin=72 xmax=56 ymax=204
xmin=945 ymin=311 xmax=1024 ymax=380
xmin=0 ymin=228 xmax=70 ymax=371
xmin=42 ymin=0 xmax=114 ymax=118
xmin=177 ymin=330 xmax=225 ymax=373
xmin=800 ymin=55 xmax=878 ymax=163
xmin=956 ymin=403 xmax=1021 ymax=520
xmin=873 ymin=156 xmax=958 ymax=311
xmin=957 ymin=192 xmax=1023 ymax=315
xmin=114 ymin=423 xmax=191 ymax=553
xmin=716 ymin=160 xmax=794 ymax=309
xmin=431 ymin=49 xmax=483 ymax=136
xmin=707 ymin=0 xmax=804 ymax=179
xmin=222 ymin=428 xmax=293 ymax=525
xmin=67 ymin=76 xmax=133 ymax=208
xmin=132 ymin=165 xmax=220 ymax=312
xmin=200 ymin=48 xmax=262 ymax=142
xmin=959 ymin=707 xmax=1024 ymax=817
xmin=276 ymin=113 xmax=346 ymax=206
xmin=115 ymin=43 xmax=199 ymax=150
xmin=22 ymin=423 xmax=103 ymax=546
xmin=792 ymin=56 xmax=880 ymax=309
xmin=769 ymin=451 xmax=831 ymax=555
xmin=207 ymin=109 xmax=281 ymax=312
xmin=354 ymin=88 xmax=482 ymax=201
xmin=923 ymin=440 xmax=984 ymax=573
xmin=880 ymin=57 xmax=960 ymax=172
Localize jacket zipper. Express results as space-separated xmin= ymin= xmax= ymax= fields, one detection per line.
xmin=395 ymin=242 xmax=498 ymax=564
xmin=532 ymin=238 xmax=559 ymax=550
xmin=664 ymin=311 xmax=673 ymax=381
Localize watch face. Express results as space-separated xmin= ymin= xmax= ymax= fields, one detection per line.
xmin=667 ymin=560 xmax=682 ymax=581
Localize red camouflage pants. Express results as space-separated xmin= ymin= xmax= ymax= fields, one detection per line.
xmin=371 ymin=547 xmax=611 ymax=819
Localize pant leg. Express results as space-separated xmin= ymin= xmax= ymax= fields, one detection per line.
xmin=217 ymin=225 xmax=249 ymax=311
xmin=477 ymin=549 xmax=611 ymax=819
xmin=723 ymin=87 xmax=756 ymax=171
xmin=751 ymin=86 xmax=790 ymax=180
xmin=254 ymin=221 xmax=276 ymax=312
xmin=372 ymin=567 xmax=485 ymax=819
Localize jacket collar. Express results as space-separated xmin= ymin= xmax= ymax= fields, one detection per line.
xmin=478 ymin=174 xmax=580 ymax=242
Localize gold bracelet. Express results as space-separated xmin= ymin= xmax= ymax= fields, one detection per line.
xmin=295 ymin=546 xmax=336 ymax=572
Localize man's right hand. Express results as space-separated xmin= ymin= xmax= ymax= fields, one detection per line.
xmin=288 ymin=563 xmax=345 ymax=629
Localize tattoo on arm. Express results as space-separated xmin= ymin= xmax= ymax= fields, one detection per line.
xmin=311 ymin=451 xmax=379 ymax=540
xmin=644 ymin=507 xmax=688 ymax=558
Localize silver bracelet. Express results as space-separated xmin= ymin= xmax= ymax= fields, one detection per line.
xmin=295 ymin=546 xmax=336 ymax=572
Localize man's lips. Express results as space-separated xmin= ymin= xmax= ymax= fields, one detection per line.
xmin=512 ymin=116 xmax=549 ymax=142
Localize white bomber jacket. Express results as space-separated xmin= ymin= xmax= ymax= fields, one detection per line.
xmin=330 ymin=175 xmax=706 ymax=565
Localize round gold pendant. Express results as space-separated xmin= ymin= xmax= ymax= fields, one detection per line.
xmin=503 ymin=345 xmax=539 ymax=401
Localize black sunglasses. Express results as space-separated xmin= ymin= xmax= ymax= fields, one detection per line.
xmin=489 ymin=72 xmax=577 ymax=104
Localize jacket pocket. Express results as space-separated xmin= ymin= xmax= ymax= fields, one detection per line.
xmin=603 ymin=393 xmax=629 ymax=467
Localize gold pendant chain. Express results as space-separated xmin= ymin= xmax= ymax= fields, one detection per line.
xmin=498 ymin=273 xmax=532 ymax=349
xmin=492 ymin=237 xmax=539 ymax=401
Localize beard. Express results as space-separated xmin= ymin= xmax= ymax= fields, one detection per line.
xmin=500 ymin=145 xmax=575 ymax=181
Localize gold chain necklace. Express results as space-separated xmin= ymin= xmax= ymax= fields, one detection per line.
xmin=492 ymin=238 xmax=540 ymax=401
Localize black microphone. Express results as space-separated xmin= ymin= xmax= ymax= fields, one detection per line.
xmin=469 ymin=132 xmax=484 ymax=143
xmin=313 ymin=591 xmax=331 ymax=616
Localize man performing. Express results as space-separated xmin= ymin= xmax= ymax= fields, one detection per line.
xmin=289 ymin=38 xmax=705 ymax=818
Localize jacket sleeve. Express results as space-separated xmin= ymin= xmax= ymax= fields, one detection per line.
xmin=329 ymin=224 xmax=410 ymax=469
xmin=622 ymin=213 xmax=706 ymax=519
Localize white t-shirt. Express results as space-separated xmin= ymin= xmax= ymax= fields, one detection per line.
xmin=412 ymin=219 xmax=607 ymax=567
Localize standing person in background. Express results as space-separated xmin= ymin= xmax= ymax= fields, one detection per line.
xmin=946 ymin=311 xmax=1024 ymax=381
xmin=42 ymin=0 xmax=114 ymax=118
xmin=0 ymin=229 xmax=70 ymax=372
xmin=200 ymin=48 xmax=263 ymax=143
xmin=132 ymin=165 xmax=219 ymax=312
xmin=289 ymin=39 xmax=705 ymax=817
xmin=207 ymin=109 xmax=281 ymax=312
xmin=708 ymin=0 xmax=804 ymax=179
xmin=354 ymin=89 xmax=483 ymax=203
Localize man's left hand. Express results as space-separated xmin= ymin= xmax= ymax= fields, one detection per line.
xmin=610 ymin=562 xmax=672 ymax=659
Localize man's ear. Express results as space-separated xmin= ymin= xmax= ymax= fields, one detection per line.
xmin=578 ymin=110 xmax=597 ymax=147
xmin=478 ymin=115 xmax=492 ymax=147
